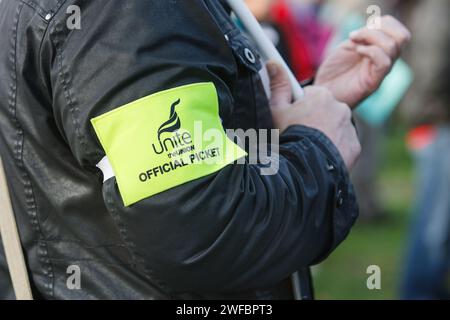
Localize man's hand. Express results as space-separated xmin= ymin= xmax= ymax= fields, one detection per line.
xmin=315 ymin=15 xmax=411 ymax=108
xmin=267 ymin=62 xmax=361 ymax=170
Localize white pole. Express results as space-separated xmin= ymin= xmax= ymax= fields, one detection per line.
xmin=226 ymin=0 xmax=304 ymax=101
xmin=225 ymin=0 xmax=306 ymax=300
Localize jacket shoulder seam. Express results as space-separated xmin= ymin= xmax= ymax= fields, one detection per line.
xmin=18 ymin=0 xmax=46 ymax=19
xmin=52 ymin=25 xmax=93 ymax=163
xmin=7 ymin=2 xmax=56 ymax=298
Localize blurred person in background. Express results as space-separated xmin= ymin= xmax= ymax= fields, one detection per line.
xmin=400 ymin=0 xmax=450 ymax=300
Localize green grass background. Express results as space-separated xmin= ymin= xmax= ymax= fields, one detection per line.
xmin=314 ymin=123 xmax=415 ymax=300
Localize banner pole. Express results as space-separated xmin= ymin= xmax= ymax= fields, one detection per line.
xmin=0 ymin=157 xmax=33 ymax=300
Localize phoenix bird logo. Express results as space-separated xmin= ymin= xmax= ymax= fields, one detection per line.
xmin=157 ymin=99 xmax=181 ymax=141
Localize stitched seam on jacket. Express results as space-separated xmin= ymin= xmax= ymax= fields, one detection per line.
xmin=36 ymin=0 xmax=72 ymax=81
xmin=18 ymin=0 xmax=46 ymax=19
xmin=7 ymin=2 xmax=55 ymax=298
xmin=34 ymin=239 xmax=128 ymax=248
xmin=52 ymin=24 xmax=92 ymax=163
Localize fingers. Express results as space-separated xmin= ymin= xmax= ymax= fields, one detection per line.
xmin=266 ymin=61 xmax=292 ymax=110
xmin=379 ymin=15 xmax=411 ymax=47
xmin=340 ymin=39 xmax=358 ymax=51
xmin=349 ymin=15 xmax=411 ymax=60
xmin=356 ymin=45 xmax=392 ymax=73
xmin=350 ymin=28 xmax=399 ymax=59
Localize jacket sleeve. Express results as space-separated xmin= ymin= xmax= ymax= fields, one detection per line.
xmin=46 ymin=0 xmax=358 ymax=293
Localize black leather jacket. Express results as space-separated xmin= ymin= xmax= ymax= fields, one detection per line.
xmin=0 ymin=0 xmax=358 ymax=299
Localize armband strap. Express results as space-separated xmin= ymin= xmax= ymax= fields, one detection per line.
xmin=91 ymin=82 xmax=246 ymax=206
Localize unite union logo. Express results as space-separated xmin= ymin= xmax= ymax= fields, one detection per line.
xmin=151 ymin=99 xmax=193 ymax=155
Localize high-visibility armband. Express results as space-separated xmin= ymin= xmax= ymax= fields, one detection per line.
xmin=91 ymin=82 xmax=246 ymax=206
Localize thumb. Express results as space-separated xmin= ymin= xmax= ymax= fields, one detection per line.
xmin=267 ymin=61 xmax=292 ymax=109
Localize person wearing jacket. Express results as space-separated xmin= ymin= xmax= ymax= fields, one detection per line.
xmin=0 ymin=0 xmax=409 ymax=299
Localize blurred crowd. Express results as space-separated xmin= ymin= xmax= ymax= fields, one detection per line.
xmin=245 ymin=0 xmax=450 ymax=299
